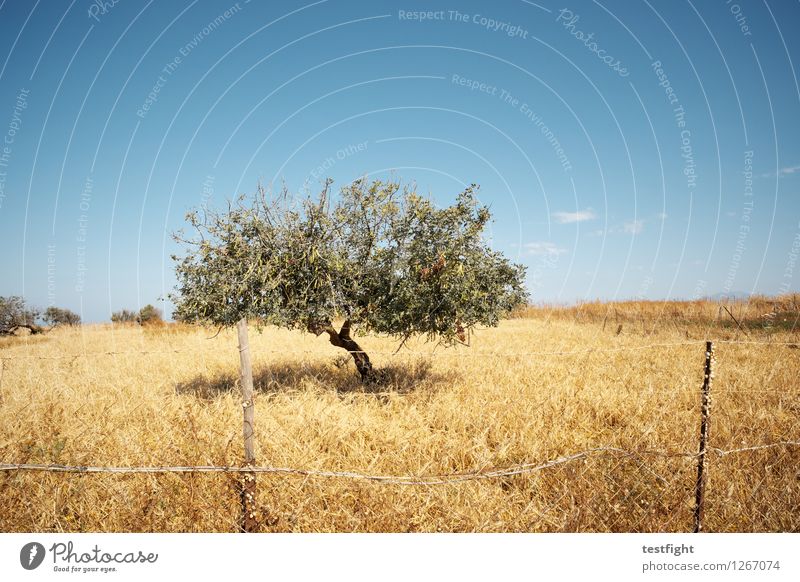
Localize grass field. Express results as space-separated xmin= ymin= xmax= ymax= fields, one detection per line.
xmin=1 ymin=298 xmax=798 ymax=532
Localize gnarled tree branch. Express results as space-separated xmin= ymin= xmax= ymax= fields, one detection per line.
xmin=308 ymin=319 xmax=375 ymax=382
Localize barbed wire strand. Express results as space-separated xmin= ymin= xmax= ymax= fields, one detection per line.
xmin=1 ymin=442 xmax=797 ymax=485
xmin=710 ymin=441 xmax=800 ymax=456
xmin=1 ymin=338 xmax=798 ymax=362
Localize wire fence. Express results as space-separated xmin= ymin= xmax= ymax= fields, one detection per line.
xmin=0 ymin=335 xmax=798 ymax=532
xmin=1 ymin=338 xmax=798 ymax=361
xmin=2 ymin=441 xmax=799 ymax=480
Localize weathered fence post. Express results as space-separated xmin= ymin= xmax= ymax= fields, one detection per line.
xmin=693 ymin=340 xmax=714 ymax=533
xmin=237 ymin=318 xmax=258 ymax=532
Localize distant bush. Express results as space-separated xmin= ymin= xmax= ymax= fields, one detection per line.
xmin=111 ymin=305 xmax=163 ymax=325
xmin=137 ymin=304 xmax=163 ymax=325
xmin=111 ymin=309 xmax=138 ymax=323
xmin=43 ymin=306 xmax=81 ymax=327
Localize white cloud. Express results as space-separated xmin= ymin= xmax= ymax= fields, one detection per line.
xmin=623 ymin=220 xmax=644 ymax=235
xmin=656 ymin=212 xmax=668 ymax=220
xmin=553 ymin=209 xmax=596 ymax=223
xmin=523 ymin=242 xmax=567 ymax=256
xmin=761 ymin=164 xmax=800 ymax=178
xmin=779 ymin=165 xmax=800 ymax=176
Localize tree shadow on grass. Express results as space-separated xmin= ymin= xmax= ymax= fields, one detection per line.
xmin=175 ymin=357 xmax=452 ymax=401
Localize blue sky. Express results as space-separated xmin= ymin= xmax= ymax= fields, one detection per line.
xmin=0 ymin=0 xmax=798 ymax=322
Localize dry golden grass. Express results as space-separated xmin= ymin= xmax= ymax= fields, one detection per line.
xmin=0 ymin=300 xmax=798 ymax=532
xmin=515 ymin=294 xmax=800 ymax=334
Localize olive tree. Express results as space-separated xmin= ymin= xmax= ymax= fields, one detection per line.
xmin=43 ymin=306 xmax=81 ymax=327
xmin=110 ymin=309 xmax=138 ymax=323
xmin=137 ymin=304 xmax=163 ymax=325
xmin=0 ymin=296 xmax=41 ymax=335
xmin=172 ymin=179 xmax=527 ymax=381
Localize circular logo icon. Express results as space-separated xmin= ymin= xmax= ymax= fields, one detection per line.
xmin=20 ymin=542 xmax=46 ymax=570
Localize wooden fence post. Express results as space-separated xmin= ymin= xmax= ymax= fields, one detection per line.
xmin=237 ymin=318 xmax=258 ymax=532
xmin=693 ymin=341 xmax=714 ymax=533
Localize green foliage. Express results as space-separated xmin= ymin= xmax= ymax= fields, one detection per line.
xmin=111 ymin=309 xmax=138 ymax=323
xmin=43 ymin=306 xmax=81 ymax=327
xmin=172 ymin=179 xmax=528 ymax=345
xmin=137 ymin=304 xmax=163 ymax=325
xmin=0 ymin=296 xmax=40 ymax=333
xmin=111 ymin=305 xmax=162 ymax=325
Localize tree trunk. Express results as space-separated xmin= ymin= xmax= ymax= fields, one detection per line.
xmin=311 ymin=319 xmax=376 ymax=382
xmin=0 ymin=324 xmax=44 ymax=336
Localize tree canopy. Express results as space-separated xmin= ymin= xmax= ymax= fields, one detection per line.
xmin=172 ymin=179 xmax=528 ymax=379
xmin=1 ymin=297 xmax=81 ymax=334
xmin=43 ymin=306 xmax=81 ymax=327
xmin=111 ymin=305 xmax=164 ymax=325
xmin=0 ymin=296 xmax=39 ymax=334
